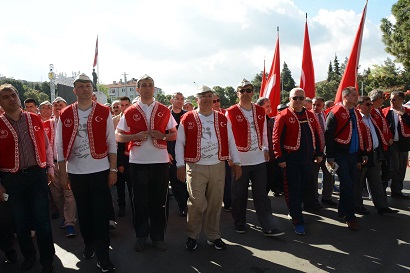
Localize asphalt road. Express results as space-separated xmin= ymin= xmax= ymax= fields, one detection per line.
xmin=1 ymin=173 xmax=410 ymax=273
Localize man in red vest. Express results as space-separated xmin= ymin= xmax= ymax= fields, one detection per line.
xmin=0 ymin=84 xmax=55 ymax=273
xmin=56 ymin=74 xmax=117 ymax=272
xmin=227 ymin=79 xmax=284 ymax=237
xmin=176 ymin=85 xmax=241 ymax=251
xmin=325 ymin=86 xmax=372 ymax=231
xmin=115 ymin=74 xmax=177 ymax=252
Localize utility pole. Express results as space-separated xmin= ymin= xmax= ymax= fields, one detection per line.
xmin=122 ymin=72 xmax=128 ymax=97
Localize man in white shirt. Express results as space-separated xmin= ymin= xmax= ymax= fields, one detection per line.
xmin=226 ymin=79 xmax=284 ymax=237
xmin=176 ymin=85 xmax=241 ymax=251
xmin=115 ymin=75 xmax=177 ymax=252
xmin=56 ymin=74 xmax=117 ymax=273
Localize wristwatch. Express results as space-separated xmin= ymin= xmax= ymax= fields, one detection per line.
xmin=162 ymin=134 xmax=167 ymax=141
xmin=109 ymin=168 xmax=118 ymax=172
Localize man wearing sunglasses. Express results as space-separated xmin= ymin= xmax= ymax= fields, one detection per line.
xmin=382 ymin=91 xmax=410 ymax=199
xmin=273 ymin=88 xmax=323 ymax=235
xmin=325 ymin=86 xmax=372 ymax=231
xmin=355 ymin=96 xmax=399 ymax=215
xmin=227 ymin=79 xmax=284 ymax=237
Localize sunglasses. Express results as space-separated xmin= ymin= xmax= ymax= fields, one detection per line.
xmin=113 ymin=106 xmax=119 ymax=109
xmin=239 ymin=88 xmax=252 ymax=94
xmin=292 ymin=96 xmax=305 ymax=101
xmin=213 ymin=99 xmax=220 ymax=103
xmin=390 ymin=98 xmax=400 ymax=102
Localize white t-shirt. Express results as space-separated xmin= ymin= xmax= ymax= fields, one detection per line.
xmin=56 ymin=107 xmax=117 ymax=174
xmin=116 ymin=100 xmax=177 ymax=164
xmin=234 ymin=108 xmax=268 ymax=166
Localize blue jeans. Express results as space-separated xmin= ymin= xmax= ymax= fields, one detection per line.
xmin=1 ymin=167 xmax=55 ymax=265
xmin=335 ymin=153 xmax=357 ymax=221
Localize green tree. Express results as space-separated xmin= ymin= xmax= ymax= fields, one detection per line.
xmin=212 ymin=86 xmax=229 ymax=108
xmin=0 ymin=78 xmax=27 ymax=102
xmin=23 ymin=89 xmax=49 ymax=103
xmin=315 ymin=80 xmax=339 ymax=101
xmin=224 ymin=86 xmax=237 ymax=107
xmin=281 ymin=62 xmax=295 ymax=92
xmin=155 ymin=93 xmax=171 ymax=106
xmin=340 ymin=57 xmax=348 ymax=77
xmin=251 ymin=72 xmax=263 ymax=99
xmin=333 ymin=55 xmax=341 ymax=81
xmin=185 ymin=95 xmax=197 ymax=108
xmin=327 ymin=61 xmax=334 ymax=82
xmin=380 ymin=0 xmax=410 ymax=70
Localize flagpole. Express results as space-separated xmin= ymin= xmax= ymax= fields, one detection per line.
xmin=97 ymin=35 xmax=99 ymax=92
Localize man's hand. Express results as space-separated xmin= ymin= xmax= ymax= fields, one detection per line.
xmin=118 ymin=166 xmax=124 ymax=173
xmin=108 ymin=171 xmax=117 ymax=187
xmin=388 ymin=139 xmax=394 ymax=146
xmin=356 ymin=163 xmax=362 ymax=170
xmin=362 ymin=156 xmax=368 ymax=165
xmin=47 ymin=173 xmax=55 ymax=186
xmin=136 ymin=130 xmax=150 ymax=141
xmin=177 ymin=167 xmax=186 ymax=182
xmin=314 ymin=156 xmax=323 ymax=163
xmin=264 ymin=151 xmax=270 ymax=162
xmin=150 ymin=130 xmax=165 ymax=140
xmin=232 ymin=164 xmax=242 ymax=180
xmin=168 ymin=153 xmax=174 ymax=164
xmin=0 ymin=185 xmax=6 ymax=202
xmin=59 ymin=174 xmax=71 ymax=190
xmin=278 ymin=162 xmax=286 ymax=168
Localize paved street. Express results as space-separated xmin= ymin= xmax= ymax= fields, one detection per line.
xmin=1 ymin=173 xmax=410 ymax=273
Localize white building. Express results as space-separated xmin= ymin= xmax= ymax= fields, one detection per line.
xmin=105 ymin=79 xmax=163 ymax=102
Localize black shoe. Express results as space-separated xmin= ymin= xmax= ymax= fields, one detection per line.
xmin=321 ymin=198 xmax=338 ymax=207
xmin=186 ymin=237 xmax=198 ymax=251
xmin=378 ymin=207 xmax=399 ymax=215
xmin=118 ymin=207 xmax=125 ymax=217
xmin=4 ymin=249 xmax=18 ymax=264
xmin=224 ymin=206 xmax=232 ymax=212
xmin=83 ymin=245 xmax=95 ymax=259
xmin=21 ymin=256 xmax=36 ymax=271
xmin=355 ymin=206 xmax=370 ymax=215
xmin=134 ymin=237 xmax=146 ymax=252
xmin=264 ymin=229 xmax=285 ymax=237
xmin=391 ymin=192 xmax=409 ymax=199
xmin=235 ymin=225 xmax=246 ymax=234
xmin=97 ymin=261 xmax=115 ymax=272
xmin=42 ymin=263 xmax=54 ymax=273
xmin=207 ymin=238 xmax=227 ymax=250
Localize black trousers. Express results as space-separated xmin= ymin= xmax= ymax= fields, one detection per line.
xmin=69 ymin=170 xmax=111 ymax=264
xmin=0 ymin=201 xmax=14 ymax=252
xmin=129 ymin=163 xmax=169 ymax=242
xmin=169 ymin=162 xmax=188 ymax=210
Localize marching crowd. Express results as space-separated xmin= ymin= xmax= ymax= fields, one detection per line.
xmin=0 ymin=73 xmax=408 ymax=273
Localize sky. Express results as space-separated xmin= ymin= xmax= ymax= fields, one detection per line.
xmin=0 ymin=0 xmax=398 ymax=97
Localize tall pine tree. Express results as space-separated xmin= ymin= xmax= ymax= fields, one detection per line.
xmin=281 ymin=62 xmax=295 ymax=91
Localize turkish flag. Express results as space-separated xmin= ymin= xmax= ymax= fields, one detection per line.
xmin=93 ymin=36 xmax=98 ymax=68
xmin=263 ymin=35 xmax=281 ymax=117
xmin=334 ymin=1 xmax=367 ymax=103
xmin=300 ymin=18 xmax=315 ymax=99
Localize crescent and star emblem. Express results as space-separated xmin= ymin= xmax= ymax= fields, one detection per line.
xmin=34 ymin=126 xmax=40 ymax=132
xmin=158 ymin=112 xmax=164 ymax=117
xmin=95 ymin=116 xmax=103 ymax=122
xmin=258 ymin=115 xmax=263 ymax=120
xmin=220 ymin=122 xmax=226 ymax=127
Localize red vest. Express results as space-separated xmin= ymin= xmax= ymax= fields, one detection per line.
xmin=43 ymin=118 xmax=55 ymax=151
xmin=331 ymin=104 xmax=372 ymax=152
xmin=226 ymin=104 xmax=265 ymax=151
xmin=181 ymin=110 xmax=229 ymax=162
xmin=0 ymin=112 xmax=47 ymax=173
xmin=370 ymin=108 xmax=392 ymax=150
xmin=273 ymin=108 xmax=323 ymax=158
xmin=382 ymin=106 xmax=410 ymax=137
xmin=123 ymin=101 xmax=170 ymax=149
xmin=60 ymin=102 xmax=109 ymax=160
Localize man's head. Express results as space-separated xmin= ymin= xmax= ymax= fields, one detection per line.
xmin=52 ymin=97 xmax=67 ymax=118
xmin=357 ymin=96 xmax=372 ymax=116
xmin=195 ymin=86 xmax=213 ymax=112
xmin=39 ymin=101 xmax=52 ymax=120
xmin=390 ymin=90 xmax=405 ymax=109
xmin=0 ymin=84 xmax=21 ymax=114
xmin=256 ymin=97 xmax=271 ymax=115
xmin=111 ymin=100 xmax=121 ymax=115
xmin=236 ymin=78 xmax=254 ymax=104
xmin=289 ymin=88 xmax=306 ymax=112
xmin=305 ymin=97 xmax=313 ymax=110
xmin=324 ymin=100 xmax=334 ymax=109
xmin=183 ymin=100 xmax=194 ymax=111
xmin=119 ymin=96 xmax=131 ymax=113
xmin=24 ymin=98 xmax=38 ymax=113
xmin=312 ymin=97 xmax=325 ymax=113
xmin=170 ymin=92 xmax=184 ymax=111
xmin=342 ymin=86 xmax=358 ymax=108
xmin=277 ymin=104 xmax=288 ymax=113
xmin=73 ymin=73 xmax=93 ymax=101
xmin=212 ymin=93 xmax=222 ymax=111
xmin=136 ymin=74 xmax=155 ymax=102
xmin=368 ymin=89 xmax=385 ymax=108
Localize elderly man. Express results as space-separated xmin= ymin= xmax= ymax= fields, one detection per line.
xmin=273 ymin=88 xmax=323 ymax=235
xmin=176 ymin=85 xmax=241 ymax=251
xmin=325 ymin=87 xmax=371 ymax=231
xmin=0 ymin=84 xmax=55 ymax=273
xmin=354 ymin=96 xmax=399 ymax=214
xmin=382 ymin=90 xmax=410 ymax=199
xmin=56 ymin=74 xmax=117 ymax=272
xmin=227 ymin=79 xmax=284 ymax=237
xmin=116 ymin=75 xmax=177 ymax=252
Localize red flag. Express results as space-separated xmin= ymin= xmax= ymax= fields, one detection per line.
xmin=93 ymin=36 xmax=98 ymax=68
xmin=263 ymin=33 xmax=281 ymax=117
xmin=300 ymin=16 xmax=315 ymax=99
xmin=334 ymin=1 xmax=367 ymax=103
xmin=260 ymin=60 xmax=267 ymax=98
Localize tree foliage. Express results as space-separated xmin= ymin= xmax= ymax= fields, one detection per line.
xmin=380 ymin=0 xmax=410 ymax=70
xmin=23 ymin=89 xmax=49 ymax=103
xmin=281 ymin=62 xmax=295 ymax=92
